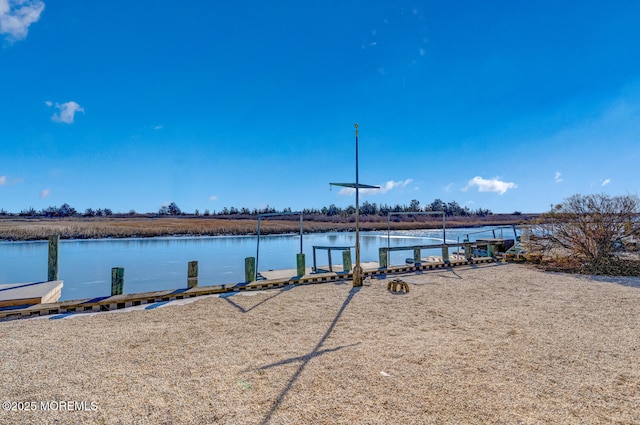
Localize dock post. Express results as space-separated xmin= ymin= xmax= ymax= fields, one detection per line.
xmin=379 ymin=248 xmax=388 ymax=268
xmin=111 ymin=267 xmax=124 ymax=296
xmin=413 ymin=248 xmax=421 ymax=265
xmin=488 ymin=243 xmax=496 ymax=258
xmin=441 ymin=245 xmax=450 ymax=264
xmin=245 ymin=257 xmax=256 ymax=283
xmin=188 ymin=260 xmax=198 ymax=288
xmin=312 ymin=247 xmax=317 ymax=272
xmin=464 ymin=241 xmax=473 ymax=261
xmin=342 ymin=250 xmax=352 ymax=272
xmin=296 ymin=253 xmax=305 ymax=277
xmin=47 ymin=235 xmax=60 ymax=281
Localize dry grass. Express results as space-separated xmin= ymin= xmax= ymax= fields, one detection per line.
xmin=539 ymin=256 xmax=640 ymax=277
xmin=1 ymin=264 xmax=639 ymax=424
xmin=0 ymin=217 xmax=331 ymax=240
xmin=0 ymin=215 xmax=528 ymax=241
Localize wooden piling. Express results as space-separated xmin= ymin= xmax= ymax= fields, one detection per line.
xmin=188 ymin=260 xmax=198 ymax=288
xmin=464 ymin=241 xmax=473 ymax=261
xmin=413 ymin=248 xmax=421 ymax=265
xmin=379 ymin=248 xmax=388 ymax=268
xmin=296 ymin=253 xmax=305 ymax=277
xmin=342 ymin=250 xmax=352 ymax=272
xmin=111 ymin=267 xmax=124 ymax=296
xmin=245 ymin=257 xmax=256 ymax=283
xmin=48 ymin=235 xmax=60 ymax=282
xmin=441 ymin=245 xmax=450 ymax=264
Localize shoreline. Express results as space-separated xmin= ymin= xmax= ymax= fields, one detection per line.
xmin=0 ymin=214 xmax=532 ymax=241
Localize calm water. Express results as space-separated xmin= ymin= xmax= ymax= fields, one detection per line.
xmin=0 ymin=226 xmax=516 ymax=301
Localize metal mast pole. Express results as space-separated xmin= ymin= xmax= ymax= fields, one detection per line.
xmin=353 ymin=123 xmax=363 ymax=287
xmin=329 ymin=125 xmax=378 ymax=285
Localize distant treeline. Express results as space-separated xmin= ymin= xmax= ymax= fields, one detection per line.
xmin=213 ymin=199 xmax=495 ymax=218
xmin=0 ymin=199 xmax=509 ymax=219
xmin=2 ymin=204 xmax=116 ymax=218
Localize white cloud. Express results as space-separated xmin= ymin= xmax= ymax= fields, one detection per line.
xmin=209 ymin=195 xmax=218 ymax=201
xmin=153 ymin=124 xmax=164 ymax=130
xmin=361 ymin=41 xmax=377 ymax=49
xmin=40 ymin=188 xmax=50 ymax=198
xmin=442 ymin=183 xmax=454 ymax=192
xmin=462 ymin=176 xmax=517 ymax=195
xmin=0 ymin=0 xmax=45 ymax=43
xmin=338 ymin=179 xmax=413 ymax=196
xmin=555 ymin=171 xmax=563 ymax=183
xmin=48 ymin=101 xmax=84 ymax=124
xmin=44 ymin=100 xmax=52 ymax=107
xmin=0 ymin=175 xmax=22 ymax=186
xmin=377 ymin=178 xmax=413 ymax=194
xmin=601 ymin=178 xmax=611 ymax=186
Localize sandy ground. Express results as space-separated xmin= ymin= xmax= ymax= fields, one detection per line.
xmin=1 ymin=263 xmax=639 ymax=425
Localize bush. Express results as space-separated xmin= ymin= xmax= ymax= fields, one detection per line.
xmin=527 ymin=193 xmax=640 ymax=275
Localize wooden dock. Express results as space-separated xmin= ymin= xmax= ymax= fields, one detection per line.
xmin=0 ymin=256 xmax=498 ymax=321
xmin=0 ymin=281 xmax=63 ymax=309
xmin=259 ymin=261 xmax=379 ymax=280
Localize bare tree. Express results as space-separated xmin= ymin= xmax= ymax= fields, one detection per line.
xmin=527 ymin=193 xmax=640 ymax=274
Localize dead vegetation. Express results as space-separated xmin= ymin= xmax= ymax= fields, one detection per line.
xmin=524 ymin=193 xmax=640 ymax=276
xmin=0 ymin=214 xmax=530 ymax=241
xmin=538 ymin=255 xmax=640 ymax=276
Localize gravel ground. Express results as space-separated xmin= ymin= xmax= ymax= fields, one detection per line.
xmin=1 ymin=263 xmax=639 ymax=425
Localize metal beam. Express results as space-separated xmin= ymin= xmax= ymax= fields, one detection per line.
xmin=256 ymin=211 xmax=303 ymax=281
xmin=387 ymin=211 xmax=447 ymax=249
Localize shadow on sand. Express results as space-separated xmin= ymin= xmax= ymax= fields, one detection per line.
xmin=584 ymin=274 xmax=640 ymax=289
xmin=257 ymin=286 xmax=362 ymax=425
xmin=220 ymin=284 xmax=296 ymax=313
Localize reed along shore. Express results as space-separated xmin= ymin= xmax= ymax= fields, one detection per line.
xmin=0 ymin=214 xmax=533 ymax=241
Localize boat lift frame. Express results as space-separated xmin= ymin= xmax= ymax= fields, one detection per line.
xmin=387 ymin=211 xmax=446 ymax=249
xmin=256 ymin=212 xmax=303 ymax=281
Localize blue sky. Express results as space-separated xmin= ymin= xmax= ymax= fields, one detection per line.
xmin=1 ymin=1 xmax=639 ymax=214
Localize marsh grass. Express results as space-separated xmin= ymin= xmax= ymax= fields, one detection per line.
xmin=0 ymin=215 xmax=528 ymax=241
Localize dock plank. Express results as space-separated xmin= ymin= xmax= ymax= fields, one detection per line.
xmin=0 ymin=256 xmax=499 ymax=321
xmin=259 ymin=261 xmax=380 ymax=280
xmin=0 ymin=281 xmax=63 ymax=308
